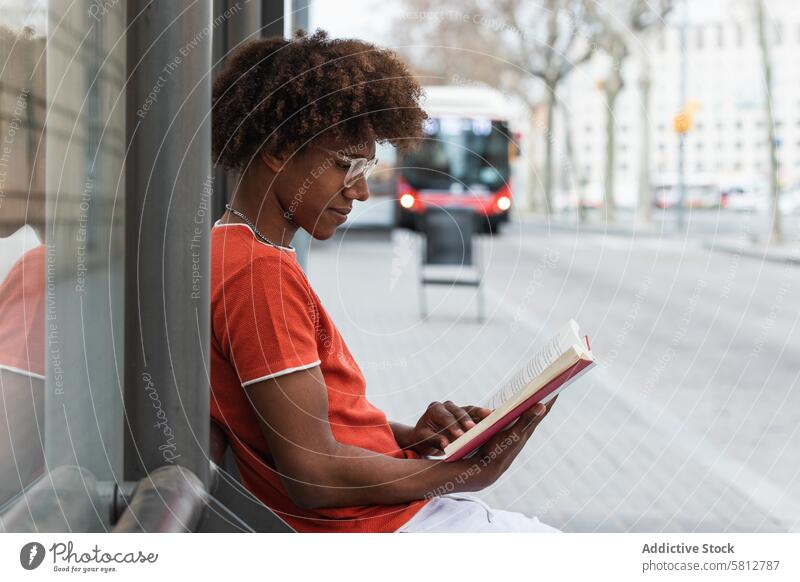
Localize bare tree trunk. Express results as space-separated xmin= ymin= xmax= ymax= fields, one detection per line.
xmin=636 ymin=57 xmax=653 ymax=226
xmin=603 ymin=86 xmax=618 ymax=224
xmin=755 ymin=0 xmax=782 ymax=244
xmin=525 ymin=103 xmax=540 ymax=213
xmin=559 ymin=101 xmax=586 ymax=222
xmin=542 ymin=85 xmax=556 ymax=215
xmin=602 ymin=48 xmax=624 ymax=224
xmin=602 ymin=36 xmax=627 ymax=224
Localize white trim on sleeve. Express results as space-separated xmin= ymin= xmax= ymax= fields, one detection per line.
xmin=0 ymin=364 xmax=45 ymax=380
xmin=240 ymin=359 xmax=321 ymax=387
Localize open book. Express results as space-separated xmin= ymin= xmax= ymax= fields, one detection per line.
xmin=427 ymin=320 xmax=595 ymax=462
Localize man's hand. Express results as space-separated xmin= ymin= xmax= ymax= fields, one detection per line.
xmin=462 ymin=395 xmax=559 ymax=490
xmin=407 ymin=401 xmax=493 ymax=456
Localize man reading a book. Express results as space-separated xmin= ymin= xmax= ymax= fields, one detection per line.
xmin=210 ymin=30 xmax=560 ymax=533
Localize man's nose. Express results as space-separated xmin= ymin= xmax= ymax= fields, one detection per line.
xmin=344 ymin=177 xmax=370 ymax=202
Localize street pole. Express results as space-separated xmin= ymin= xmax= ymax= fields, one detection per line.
xmin=755 ymin=0 xmax=782 ymax=244
xmin=676 ymin=0 xmax=688 ymax=230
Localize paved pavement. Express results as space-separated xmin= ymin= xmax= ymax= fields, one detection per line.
xmin=307 ymin=220 xmax=799 ymax=533
xmin=523 ymin=207 xmax=800 ymax=265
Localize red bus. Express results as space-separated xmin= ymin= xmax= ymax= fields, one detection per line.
xmin=395 ymin=86 xmax=516 ymax=234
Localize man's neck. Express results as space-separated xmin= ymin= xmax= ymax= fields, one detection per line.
xmin=226 ymin=179 xmax=298 ymax=248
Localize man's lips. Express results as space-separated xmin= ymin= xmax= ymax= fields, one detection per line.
xmin=327 ymin=207 xmax=351 ymax=215
xmin=327 ymin=207 xmax=351 ymax=222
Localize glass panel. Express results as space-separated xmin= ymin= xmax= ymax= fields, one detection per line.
xmin=0 ymin=0 xmax=126 ymax=531
xmin=0 ymin=2 xmax=48 ymax=510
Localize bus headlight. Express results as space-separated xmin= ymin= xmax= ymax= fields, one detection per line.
xmin=497 ymin=195 xmax=511 ymax=211
xmin=399 ymin=193 xmax=415 ymax=209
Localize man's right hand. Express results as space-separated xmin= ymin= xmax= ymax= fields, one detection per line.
xmin=456 ymin=395 xmax=558 ymax=490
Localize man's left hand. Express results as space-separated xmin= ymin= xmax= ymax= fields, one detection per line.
xmin=408 ymin=401 xmax=492 ymax=456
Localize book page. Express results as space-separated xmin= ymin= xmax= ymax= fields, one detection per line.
xmin=485 ymin=321 xmax=580 ymax=410
xmin=436 ymin=350 xmax=588 ymax=460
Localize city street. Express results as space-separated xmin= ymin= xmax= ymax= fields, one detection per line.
xmin=308 ymin=214 xmax=799 ymax=532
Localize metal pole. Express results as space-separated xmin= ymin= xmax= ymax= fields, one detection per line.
xmin=262 ymin=0 xmax=286 ymax=37
xmin=228 ymin=0 xmax=263 ymax=44
xmin=676 ymin=0 xmax=688 ymax=230
xmin=124 ymin=0 xmax=211 ymax=488
xmin=211 ymin=0 xmax=231 ymax=222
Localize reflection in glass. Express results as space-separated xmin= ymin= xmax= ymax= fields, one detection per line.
xmin=1 ymin=0 xmax=126 ymax=531
xmin=0 ymin=12 xmax=47 ymax=509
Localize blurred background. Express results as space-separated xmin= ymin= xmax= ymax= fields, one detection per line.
xmin=311 ymin=0 xmax=800 ymax=534
xmin=319 ymin=0 xmax=800 ymax=242
xmin=0 ymin=0 xmax=798 ymax=534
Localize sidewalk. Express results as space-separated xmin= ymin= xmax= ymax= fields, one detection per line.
xmin=702 ymin=237 xmax=800 ymax=265
xmin=308 ymin=230 xmax=797 ymax=532
xmin=517 ymin=210 xmax=800 ymax=265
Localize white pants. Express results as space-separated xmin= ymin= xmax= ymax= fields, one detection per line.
xmin=396 ymin=493 xmax=562 ymax=533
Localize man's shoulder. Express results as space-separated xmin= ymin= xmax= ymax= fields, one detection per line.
xmin=211 ymin=229 xmax=309 ymax=300
xmin=212 ymin=226 xmax=301 ymax=273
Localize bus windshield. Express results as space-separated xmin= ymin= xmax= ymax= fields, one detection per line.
xmin=401 ymin=117 xmax=511 ymax=193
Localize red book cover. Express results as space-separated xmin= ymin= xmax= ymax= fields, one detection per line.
xmin=443 ymin=339 xmax=594 ymax=462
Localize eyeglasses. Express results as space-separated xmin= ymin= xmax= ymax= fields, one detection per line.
xmin=313 ymin=145 xmax=378 ymax=188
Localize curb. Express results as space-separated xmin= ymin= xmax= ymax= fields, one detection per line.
xmin=701 ymin=239 xmax=800 ymax=266
xmin=516 ymin=217 xmax=669 ymax=239
xmin=514 ymin=217 xmax=800 ymax=265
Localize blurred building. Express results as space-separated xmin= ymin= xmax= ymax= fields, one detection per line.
xmin=559 ymin=0 xmax=800 ymax=207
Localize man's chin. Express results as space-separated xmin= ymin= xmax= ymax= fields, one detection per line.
xmin=303 ymin=224 xmax=336 ymax=241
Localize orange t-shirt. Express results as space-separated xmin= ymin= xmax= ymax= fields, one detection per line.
xmin=210 ymin=222 xmax=429 ymax=532
xmin=0 ymin=244 xmax=45 ymax=378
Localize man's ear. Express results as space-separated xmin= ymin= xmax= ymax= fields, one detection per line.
xmin=259 ymin=149 xmax=286 ymax=173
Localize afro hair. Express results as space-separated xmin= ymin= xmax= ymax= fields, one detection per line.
xmin=211 ymin=29 xmax=427 ymax=171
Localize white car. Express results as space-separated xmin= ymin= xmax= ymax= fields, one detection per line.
xmin=725 ymin=188 xmax=800 ymax=215
xmin=723 ymin=187 xmax=768 ymax=212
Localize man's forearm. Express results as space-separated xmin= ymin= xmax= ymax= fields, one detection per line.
xmin=288 ymin=441 xmax=477 ymax=510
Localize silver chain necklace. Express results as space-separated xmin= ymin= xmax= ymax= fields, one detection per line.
xmin=224 ymin=204 xmax=294 ymax=251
